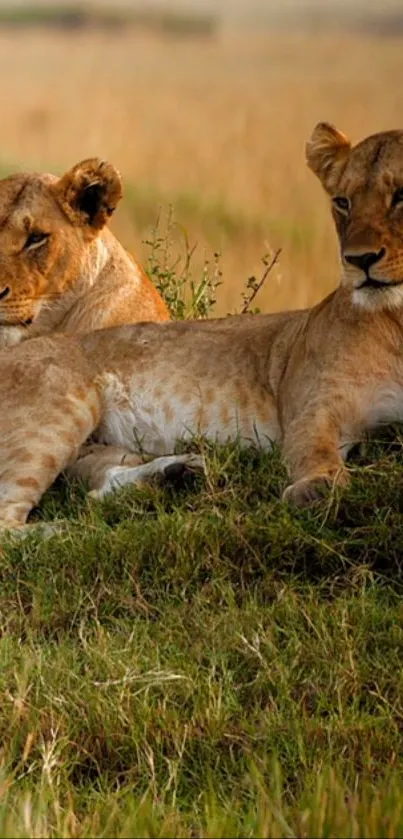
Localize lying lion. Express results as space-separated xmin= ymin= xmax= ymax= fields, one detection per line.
xmin=2 ymin=123 xmax=403 ymax=531
xmin=0 ymin=157 xmax=169 ymax=350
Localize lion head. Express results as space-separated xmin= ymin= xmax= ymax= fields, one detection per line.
xmin=306 ymin=122 xmax=403 ymax=310
xmin=0 ymin=158 xmax=122 ymax=330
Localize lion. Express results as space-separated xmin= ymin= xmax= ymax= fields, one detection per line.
xmin=0 ymin=157 xmax=169 ymax=349
xmin=2 ymin=123 xmax=403 ymax=531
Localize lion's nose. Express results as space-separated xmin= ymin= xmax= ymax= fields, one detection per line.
xmin=0 ymin=286 xmax=10 ymax=301
xmin=344 ymin=248 xmax=386 ymax=273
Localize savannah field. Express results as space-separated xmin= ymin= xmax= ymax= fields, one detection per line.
xmin=1 ymin=11 xmax=403 ymax=839
xmin=2 ymin=21 xmax=403 ymax=313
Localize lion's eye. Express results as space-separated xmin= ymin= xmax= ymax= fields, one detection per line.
xmin=392 ymin=187 xmax=403 ymax=208
xmin=332 ymin=196 xmax=350 ymax=215
xmin=24 ymin=231 xmax=49 ymax=251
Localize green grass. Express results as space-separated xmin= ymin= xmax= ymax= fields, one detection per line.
xmin=0 ymin=5 xmax=218 ymax=37
xmin=0 ymin=180 xmax=401 ymax=835
xmin=1 ymin=433 xmax=403 ymax=837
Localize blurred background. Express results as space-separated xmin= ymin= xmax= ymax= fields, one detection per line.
xmin=0 ymin=0 xmax=402 ymax=314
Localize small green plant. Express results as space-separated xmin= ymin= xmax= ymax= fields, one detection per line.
xmin=144 ymin=207 xmax=282 ymax=319
xmin=144 ymin=207 xmax=222 ymax=320
xmin=240 ymin=248 xmax=282 ymax=314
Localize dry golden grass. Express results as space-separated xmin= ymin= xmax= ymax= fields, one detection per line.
xmin=1 ymin=27 xmax=403 ymax=313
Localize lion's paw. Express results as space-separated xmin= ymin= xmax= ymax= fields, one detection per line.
xmin=282 ymin=471 xmax=349 ymax=508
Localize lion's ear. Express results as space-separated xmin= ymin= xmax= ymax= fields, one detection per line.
xmin=54 ymin=158 xmax=123 ymax=231
xmin=306 ymin=122 xmax=351 ymax=192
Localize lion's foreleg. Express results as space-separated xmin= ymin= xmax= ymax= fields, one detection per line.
xmin=281 ymin=406 xmax=351 ymax=507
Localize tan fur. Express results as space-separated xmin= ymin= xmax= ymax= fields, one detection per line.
xmin=306 ymin=123 xmax=403 ymax=311
xmin=3 ymin=126 xmax=403 ymax=528
xmin=0 ymin=158 xmax=169 ymax=349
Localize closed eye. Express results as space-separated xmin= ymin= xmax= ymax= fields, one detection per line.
xmin=332 ymin=196 xmax=350 ymax=215
xmin=392 ymin=187 xmax=403 ymax=208
xmin=24 ymin=231 xmax=49 ymax=251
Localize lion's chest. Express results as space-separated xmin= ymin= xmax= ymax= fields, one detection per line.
xmin=364 ymin=380 xmax=403 ymax=429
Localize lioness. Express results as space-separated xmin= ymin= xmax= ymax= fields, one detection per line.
xmin=0 ymin=157 xmax=169 ymax=349
xmin=2 ymin=123 xmax=403 ymax=531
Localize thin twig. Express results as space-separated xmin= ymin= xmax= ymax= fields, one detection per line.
xmin=93 ymin=670 xmax=189 ymax=688
xmin=241 ymin=248 xmax=282 ymax=314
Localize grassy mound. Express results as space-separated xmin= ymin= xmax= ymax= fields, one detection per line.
xmin=1 ymin=433 xmax=403 ymax=837
xmin=0 ymin=207 xmax=401 ymax=836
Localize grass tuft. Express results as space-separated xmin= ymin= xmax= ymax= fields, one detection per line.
xmin=0 ymin=435 xmax=403 ymax=836
xmin=144 ymin=207 xmax=223 ymax=319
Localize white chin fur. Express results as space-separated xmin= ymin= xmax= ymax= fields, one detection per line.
xmin=0 ymin=325 xmax=26 ymax=348
xmin=352 ymin=283 xmax=403 ymax=311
